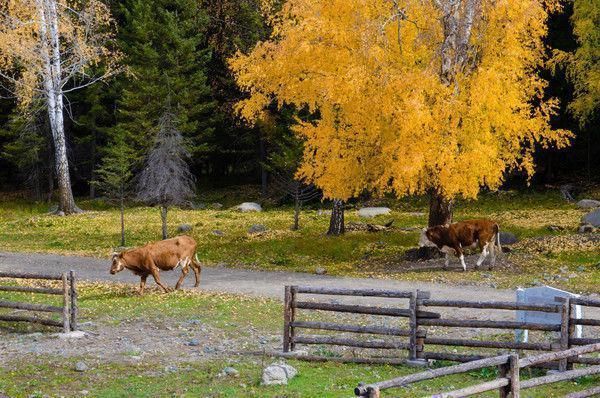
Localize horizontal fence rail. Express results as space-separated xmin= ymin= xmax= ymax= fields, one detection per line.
xmin=0 ymin=270 xmax=78 ymax=333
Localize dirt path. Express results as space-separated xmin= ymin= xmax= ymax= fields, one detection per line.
xmin=0 ymin=251 xmax=514 ymax=302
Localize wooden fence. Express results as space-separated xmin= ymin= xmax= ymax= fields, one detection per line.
xmin=0 ymin=270 xmax=78 ymax=333
xmin=283 ymin=286 xmax=600 ymax=366
xmin=283 ymin=286 xmax=438 ymax=360
xmin=354 ymin=343 xmax=600 ymax=397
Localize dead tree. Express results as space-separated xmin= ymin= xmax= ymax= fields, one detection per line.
xmin=271 ymin=172 xmax=321 ymax=230
xmin=136 ymin=111 xmax=195 ymax=239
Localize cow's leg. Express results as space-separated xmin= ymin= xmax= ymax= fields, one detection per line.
xmin=455 ymin=245 xmax=466 ymax=271
xmin=191 ymin=258 xmax=201 ymax=287
xmin=139 ymin=274 xmax=148 ymax=295
xmin=149 ymin=267 xmax=171 ymax=293
xmin=476 ymin=243 xmax=489 ymax=269
xmin=175 ymin=263 xmax=189 ymax=290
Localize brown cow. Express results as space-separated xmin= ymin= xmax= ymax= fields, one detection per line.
xmin=419 ymin=219 xmax=501 ymax=271
xmin=110 ymin=236 xmax=201 ymax=294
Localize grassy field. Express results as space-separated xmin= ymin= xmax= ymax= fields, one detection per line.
xmin=0 ymin=282 xmax=598 ymax=397
xmin=0 ymin=187 xmax=599 ymax=292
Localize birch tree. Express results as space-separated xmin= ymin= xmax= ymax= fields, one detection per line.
xmin=230 ymin=0 xmax=572 ymax=229
xmin=0 ymin=0 xmax=119 ymax=214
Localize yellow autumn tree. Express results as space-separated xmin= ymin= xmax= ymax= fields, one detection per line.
xmin=230 ymin=0 xmax=572 ymax=230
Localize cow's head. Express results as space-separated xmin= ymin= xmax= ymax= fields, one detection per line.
xmin=110 ymin=252 xmax=126 ymax=274
xmin=419 ymin=226 xmax=445 ymax=248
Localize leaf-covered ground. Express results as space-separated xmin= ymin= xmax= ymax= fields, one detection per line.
xmin=0 ymin=187 xmax=599 ymax=292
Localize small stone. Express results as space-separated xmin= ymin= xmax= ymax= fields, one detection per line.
xmin=559 ymin=266 xmax=569 ymax=273
xmin=211 ymin=203 xmax=223 ymax=209
xmin=177 ymin=224 xmax=193 ymax=233
xmin=577 ymin=266 xmax=586 ymax=272
xmin=55 ymin=211 xmax=65 ymax=217
xmin=547 ymin=225 xmax=563 ymax=231
xmin=74 ymin=361 xmax=88 ymax=372
xmin=237 ymin=202 xmax=262 ymax=212
xmin=187 ymin=339 xmax=200 ymax=346
xmin=222 ymin=367 xmax=239 ymax=377
xmin=80 ymin=391 xmax=89 ymax=396
xmin=203 ymin=347 xmax=216 ymax=354
xmin=499 ymin=232 xmax=518 ymax=245
xmin=261 ymin=363 xmax=298 ymax=386
xmin=164 ymin=365 xmax=178 ymax=373
xmin=187 ymin=319 xmax=202 ymax=325
xmin=58 ymin=331 xmax=86 ymax=339
xmin=315 ymin=267 xmax=327 ymax=275
xmin=248 ymin=224 xmax=267 ymax=234
xmin=358 ymin=207 xmax=391 ymax=218
xmin=578 ymin=223 xmax=596 ymax=233
xmin=212 ymin=230 xmax=225 ymax=236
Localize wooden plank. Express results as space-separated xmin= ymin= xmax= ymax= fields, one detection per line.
xmin=419 ymin=318 xmax=560 ymax=331
xmin=295 ymin=301 xmax=440 ymax=319
xmin=290 ymin=286 xmax=297 ymax=351
xmin=572 ymin=357 xmax=600 ymax=365
xmin=293 ymin=336 xmax=411 ymax=350
xmin=69 ymin=270 xmax=77 ymax=331
xmin=420 ymin=299 xmax=560 ymax=313
xmin=0 ymin=285 xmax=62 ymax=295
xmin=520 ymin=365 xmax=600 ymax=389
xmin=294 ymin=286 xmax=430 ymax=299
xmin=428 ymin=378 xmax=510 ymax=398
xmin=424 ymin=337 xmax=552 ymax=351
xmin=518 ymin=343 xmax=600 ymax=368
xmin=507 ymin=354 xmax=520 ymax=398
xmin=0 ymin=314 xmax=62 ymax=327
xmin=250 ymin=350 xmax=411 ymax=365
xmin=570 ymin=338 xmax=600 ymax=345
xmin=572 ymin=318 xmax=600 ymax=326
xmin=290 ymin=321 xmax=415 ymax=336
xmin=565 ymin=386 xmax=600 ymax=398
xmin=354 ymin=354 xmax=510 ymax=395
xmin=409 ymin=292 xmax=417 ymax=360
xmin=424 ymin=352 xmax=487 ymax=362
xmin=0 ymin=271 xmax=63 ymax=280
xmin=0 ymin=300 xmax=62 ymax=313
xmin=559 ymin=300 xmax=570 ymax=371
xmin=61 ymin=273 xmax=70 ymax=333
xmin=566 ymin=297 xmax=600 ymax=307
xmin=283 ymin=286 xmax=292 ymax=352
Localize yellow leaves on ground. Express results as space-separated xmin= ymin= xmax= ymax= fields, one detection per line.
xmin=229 ymin=0 xmax=572 ymax=202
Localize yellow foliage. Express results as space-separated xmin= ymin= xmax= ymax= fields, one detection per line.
xmin=230 ymin=0 xmax=572 ymax=201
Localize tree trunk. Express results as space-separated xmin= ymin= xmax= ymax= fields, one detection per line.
xmin=428 ymin=191 xmax=453 ymax=227
xmin=37 ymin=0 xmax=80 ymax=215
xmin=292 ymin=189 xmax=300 ymax=231
xmin=120 ymin=194 xmax=125 ymax=247
xmin=327 ymin=199 xmax=345 ymax=235
xmin=160 ymin=206 xmax=168 ymax=239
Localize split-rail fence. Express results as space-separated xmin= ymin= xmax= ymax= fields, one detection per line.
xmin=0 ymin=270 xmax=78 ymax=333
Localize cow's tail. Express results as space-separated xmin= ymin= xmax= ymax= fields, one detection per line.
xmin=495 ymin=223 xmax=502 ymax=255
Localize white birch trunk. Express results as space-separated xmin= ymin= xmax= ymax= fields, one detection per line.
xmin=36 ymin=0 xmax=80 ymax=214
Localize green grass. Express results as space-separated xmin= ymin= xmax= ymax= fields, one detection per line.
xmin=0 ymin=187 xmax=599 ymax=291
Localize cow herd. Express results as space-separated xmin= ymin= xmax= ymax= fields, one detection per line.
xmin=110 ymin=219 xmax=501 ymax=293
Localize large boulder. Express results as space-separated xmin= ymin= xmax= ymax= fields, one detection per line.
xmin=577 ymin=199 xmax=600 ymax=209
xmin=236 ymin=202 xmax=262 ymax=212
xmin=499 ymin=231 xmax=518 ymax=245
xmin=582 ymin=209 xmax=600 ymax=227
xmin=261 ymin=363 xmax=298 ymax=386
xmin=358 ymin=207 xmax=391 ymax=218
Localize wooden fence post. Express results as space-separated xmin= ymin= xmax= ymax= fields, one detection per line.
xmin=559 ymin=300 xmax=570 ymax=372
xmin=69 ymin=270 xmax=77 ymax=331
xmin=283 ymin=286 xmax=292 ymax=352
xmin=61 ymin=273 xmax=70 ymax=333
xmin=290 ymin=286 xmax=297 ymax=351
xmin=508 ymin=354 xmax=520 ymax=398
xmin=409 ymin=291 xmax=417 ymax=360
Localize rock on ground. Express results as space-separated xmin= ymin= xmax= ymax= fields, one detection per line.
xmin=261 ymin=363 xmax=298 ymax=386
xmin=499 ymin=231 xmax=518 ymax=245
xmin=74 ymin=361 xmax=88 ymax=372
xmin=582 ymin=209 xmax=600 ymax=227
xmin=577 ymin=199 xmax=600 ymax=209
xmin=358 ymin=207 xmax=391 ymax=218
xmin=248 ymin=224 xmax=267 ymax=234
xmin=236 ymin=202 xmax=262 ymax=212
xmin=177 ymin=224 xmax=192 ymax=233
